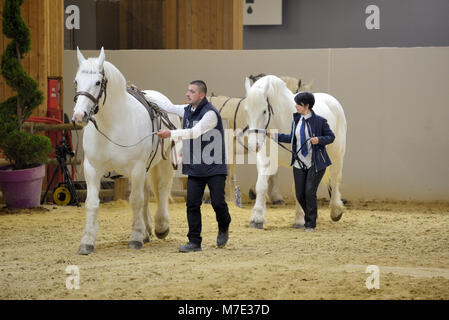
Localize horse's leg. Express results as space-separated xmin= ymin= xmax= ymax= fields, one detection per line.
xmin=328 ymin=159 xmax=345 ymax=222
xmin=128 ymin=163 xmax=147 ymax=249
xmin=267 ymin=172 xmax=285 ymax=205
xmin=150 ymin=159 xmax=173 ymax=239
xmin=292 ymin=181 xmax=305 ymax=228
xmin=142 ymin=179 xmax=153 ymax=243
xmin=249 ymin=153 xmax=270 ymax=229
xmin=78 ymin=159 xmax=103 ymax=255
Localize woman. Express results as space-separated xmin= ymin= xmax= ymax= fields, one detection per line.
xmin=272 ymin=92 xmax=335 ymax=232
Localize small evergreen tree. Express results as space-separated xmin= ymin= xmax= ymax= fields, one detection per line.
xmin=0 ymin=0 xmax=52 ymax=169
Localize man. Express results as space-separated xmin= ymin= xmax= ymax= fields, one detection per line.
xmin=157 ymin=80 xmax=231 ymax=252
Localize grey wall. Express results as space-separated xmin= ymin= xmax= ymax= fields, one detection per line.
xmin=64 ymin=0 xmax=97 ymax=50
xmin=244 ymin=0 xmax=449 ymax=49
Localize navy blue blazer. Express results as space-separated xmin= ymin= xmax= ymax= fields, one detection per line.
xmin=277 ymin=111 xmax=335 ymax=172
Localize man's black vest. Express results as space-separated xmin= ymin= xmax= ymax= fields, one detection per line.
xmin=182 ymin=98 xmax=227 ymax=177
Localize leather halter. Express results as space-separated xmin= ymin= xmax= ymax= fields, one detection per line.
xmin=235 ymin=98 xmax=273 ymax=153
xmin=213 ymin=96 xmax=274 ymax=152
xmin=73 ymin=69 xmax=108 ymax=116
xmin=245 ymin=97 xmax=274 ymax=134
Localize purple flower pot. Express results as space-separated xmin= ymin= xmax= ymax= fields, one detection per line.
xmin=0 ymin=164 xmax=45 ymax=209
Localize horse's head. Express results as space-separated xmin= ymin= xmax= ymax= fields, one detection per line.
xmin=72 ymin=47 xmax=107 ymax=123
xmin=244 ymin=77 xmax=272 ymax=153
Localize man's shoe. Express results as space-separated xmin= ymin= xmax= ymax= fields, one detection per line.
xmin=217 ymin=229 xmax=229 ymax=248
xmin=179 ymin=242 xmax=202 ymax=252
xmin=304 ymin=227 xmax=316 ymax=232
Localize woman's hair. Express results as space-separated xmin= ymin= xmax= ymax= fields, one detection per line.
xmin=294 ymin=91 xmax=315 ymax=109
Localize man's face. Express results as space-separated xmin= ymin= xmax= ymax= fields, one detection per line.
xmin=186 ymin=84 xmax=205 ymax=107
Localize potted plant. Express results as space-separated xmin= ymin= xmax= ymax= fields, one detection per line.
xmin=0 ymin=0 xmax=52 ymax=208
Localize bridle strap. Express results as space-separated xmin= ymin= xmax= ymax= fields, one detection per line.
xmin=74 ymin=91 xmax=98 ymax=105
xmin=247 ymin=97 xmax=274 ymax=134
xmin=234 ymin=97 xmax=274 ymax=152
xmin=73 ymin=70 xmax=108 ymax=114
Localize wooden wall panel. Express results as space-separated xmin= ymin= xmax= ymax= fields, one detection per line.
xmin=37 ymin=0 xmax=48 ymax=116
xmin=232 ymin=0 xmax=243 ymax=49
xmin=119 ymin=0 xmax=163 ymax=49
xmin=48 ymin=0 xmax=64 ymax=77
xmin=117 ymin=0 xmax=243 ymax=50
xmin=222 ymin=0 xmax=233 ymax=49
xmin=96 ymin=0 xmax=120 ymax=49
xmin=172 ymin=0 xmax=243 ymax=50
xmin=176 ymin=0 xmax=191 ymax=49
xmin=162 ymin=0 xmax=178 ymax=49
xmin=0 ymin=0 xmax=64 ymax=115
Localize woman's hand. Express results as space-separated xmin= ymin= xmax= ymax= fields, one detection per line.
xmin=310 ymin=137 xmax=319 ymax=145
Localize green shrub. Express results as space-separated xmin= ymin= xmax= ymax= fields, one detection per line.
xmin=0 ymin=0 xmax=52 ymax=170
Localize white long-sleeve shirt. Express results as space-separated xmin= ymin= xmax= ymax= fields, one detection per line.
xmin=158 ymin=103 xmax=218 ymax=141
xmin=294 ymin=113 xmax=313 ymax=169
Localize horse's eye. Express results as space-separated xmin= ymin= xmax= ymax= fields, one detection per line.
xmin=96 ymin=81 xmax=101 ymax=86
xmin=74 ymin=80 xmax=77 ymax=86
xmin=263 ymin=110 xmax=267 ymax=115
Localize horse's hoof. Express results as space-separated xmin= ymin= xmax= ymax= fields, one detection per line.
xmin=272 ymin=199 xmax=285 ymax=205
xmin=248 ymin=189 xmax=256 ymax=200
xmin=128 ymin=241 xmax=143 ymax=250
xmin=341 ymin=198 xmax=348 ymax=205
xmin=78 ymin=244 xmax=94 ymax=255
xmin=249 ymin=222 xmax=264 ymax=229
xmin=143 ymin=237 xmax=151 ymax=243
xmin=155 ymin=227 xmax=170 ymax=239
xmin=292 ymin=223 xmax=305 ymax=229
xmin=331 ymin=212 xmax=343 ymax=222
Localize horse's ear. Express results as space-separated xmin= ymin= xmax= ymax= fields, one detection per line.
xmin=245 ymin=77 xmax=252 ymax=96
xmin=98 ymin=47 xmax=105 ymax=68
xmin=304 ymin=79 xmax=314 ymax=92
xmin=77 ymin=46 xmax=86 ymax=64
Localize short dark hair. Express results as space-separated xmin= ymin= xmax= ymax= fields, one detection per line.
xmin=294 ymin=92 xmax=315 ymax=109
xmin=190 ymin=80 xmax=207 ymax=95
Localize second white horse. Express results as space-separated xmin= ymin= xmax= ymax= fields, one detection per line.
xmin=244 ymin=75 xmax=347 ymax=229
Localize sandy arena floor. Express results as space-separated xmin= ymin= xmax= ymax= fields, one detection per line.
xmin=0 ymin=199 xmax=448 ymax=300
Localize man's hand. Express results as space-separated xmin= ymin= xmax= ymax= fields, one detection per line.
xmin=310 ymin=137 xmax=319 ymax=145
xmin=157 ymin=129 xmax=171 ymax=139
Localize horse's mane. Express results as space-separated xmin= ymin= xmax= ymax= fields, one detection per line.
xmin=103 ymin=61 xmax=127 ymax=94
xmin=81 ymin=58 xmax=127 ymax=95
xmin=250 ymin=75 xmax=295 ymax=113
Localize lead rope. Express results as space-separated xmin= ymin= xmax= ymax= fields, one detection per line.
xmin=88 ymin=116 xmax=159 ymax=148
xmin=269 ymin=135 xmax=310 ymax=170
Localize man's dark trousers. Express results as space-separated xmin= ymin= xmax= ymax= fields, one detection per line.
xmin=293 ymin=165 xmax=325 ymax=228
xmin=186 ymin=174 xmax=231 ymax=245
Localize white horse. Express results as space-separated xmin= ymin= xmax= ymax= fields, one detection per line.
xmin=247 ymin=74 xmax=314 ymax=204
xmin=72 ymin=48 xmax=181 ymax=254
xmin=208 ymin=75 xmax=314 ymax=205
xmin=245 ymin=75 xmax=347 ymax=229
